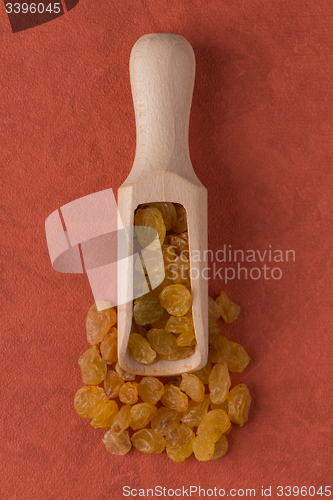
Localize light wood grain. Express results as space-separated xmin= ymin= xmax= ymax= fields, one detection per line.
xmin=117 ymin=33 xmax=208 ymax=376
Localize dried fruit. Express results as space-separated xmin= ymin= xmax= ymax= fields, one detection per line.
xmin=159 ymin=284 xmax=192 ymax=316
xmin=216 ymin=291 xmax=241 ymax=324
xmin=176 ymin=330 xmax=196 ymax=346
xmin=209 ymin=322 xmax=220 ymax=339
xmin=146 ymin=328 xmax=177 ymax=356
xmin=180 ymin=374 xmax=205 ymax=402
xmin=227 ymin=384 xmax=251 ymax=426
xmin=227 ymin=341 xmax=251 ymax=373
xmin=137 ymin=377 xmax=165 ymax=405
xmin=165 ymin=315 xmax=194 ymax=335
xmin=86 ymin=303 xmax=117 ymax=345
xmin=104 ymin=370 xmax=125 ymax=399
xmin=103 ymin=430 xmax=132 ymax=455
xmin=165 ymin=234 xmax=189 ymax=257
xmin=191 ymin=361 xmax=212 ymax=385
xmin=181 ymin=394 xmax=210 ymax=427
xmin=149 ymin=308 xmax=170 ymax=329
xmin=74 ymin=386 xmax=108 ymax=419
xmin=119 ymin=381 xmax=138 ymax=405
xmin=165 ymin=424 xmax=194 ymax=462
xmin=173 ymin=204 xmax=187 ymax=234
xmin=192 ymin=436 xmax=215 ymax=461
xmin=160 ymin=384 xmax=188 ymax=412
xmin=115 ymin=362 xmax=136 ymax=381
xmin=150 ymin=269 xmax=174 ymax=297
xmin=135 ymin=206 xmax=166 ymax=248
xmin=197 ymin=410 xmax=230 ymax=442
xmin=159 ymin=345 xmax=195 ymax=361
xmin=110 ymin=405 xmax=132 ymax=435
xmin=130 ymin=403 xmax=157 ymax=430
xmin=147 ymin=202 xmax=177 ymax=231
xmin=170 ymin=255 xmax=191 ymax=288
xmin=209 ymin=335 xmax=231 ymax=364
xmin=90 ymin=400 xmax=118 ymax=430
xmin=211 ymin=435 xmax=228 ymax=460
xmin=78 ymin=345 xmax=107 ymax=385
xmin=208 ymin=297 xmax=220 ymax=325
xmin=133 ymin=293 xmax=164 ymax=326
xmin=100 ymin=327 xmax=118 ymax=364
xmin=209 ymin=362 xmax=231 ymax=404
xmin=151 ymin=407 xmax=182 ymax=436
xmin=128 ymin=333 xmax=157 ymax=365
xmin=210 ymin=399 xmax=229 ymax=412
xmin=131 ymin=429 xmax=166 ymax=454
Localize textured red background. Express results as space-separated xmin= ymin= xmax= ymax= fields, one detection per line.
xmin=1 ymin=1 xmax=333 ymax=499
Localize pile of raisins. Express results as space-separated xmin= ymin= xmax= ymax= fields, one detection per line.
xmin=130 ymin=203 xmax=196 ymax=364
xmin=74 ymin=290 xmax=252 ymax=461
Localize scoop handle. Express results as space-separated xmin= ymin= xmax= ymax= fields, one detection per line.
xmin=125 ymin=33 xmax=201 ymax=186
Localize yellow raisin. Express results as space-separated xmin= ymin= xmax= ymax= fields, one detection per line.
xmin=115 ymin=362 xmax=136 ymax=381
xmin=159 ymin=284 xmax=192 ymax=316
xmin=165 ymin=315 xmax=194 ymax=335
xmin=149 ymin=308 xmax=170 ymax=329
xmin=119 ymin=381 xmax=138 ymax=405
xmin=165 ymin=234 xmax=189 ymax=257
xmin=137 ymin=377 xmax=165 ymax=405
xmin=78 ymin=345 xmax=107 ymax=385
xmin=208 ymin=296 xmax=221 ymax=325
xmin=128 ymin=333 xmax=157 ymax=365
xmin=104 ymin=370 xmax=125 ymax=399
xmin=86 ymin=303 xmax=117 ymax=345
xmin=191 ymin=361 xmax=212 ymax=385
xmin=151 ymin=407 xmax=182 ymax=436
xmin=150 ymin=269 xmax=174 ymax=297
xmin=159 ymin=345 xmax=195 ymax=361
xmin=227 ymin=341 xmax=251 ymax=373
xmin=216 ymin=291 xmax=241 ymax=324
xmin=90 ymin=400 xmax=118 ymax=430
xmin=181 ymin=394 xmax=210 ymax=427
xmin=110 ymin=404 xmax=132 ymax=435
xmin=170 ymin=255 xmax=191 ymax=288
xmin=209 ymin=335 xmax=231 ymax=364
xmin=176 ymin=330 xmax=196 ymax=346
xmin=197 ymin=410 xmax=230 ymax=442
xmin=211 ymin=435 xmax=228 ymax=460
xmin=192 ymin=436 xmax=215 ymax=461
xmin=165 ymin=424 xmax=194 ymax=462
xmin=100 ymin=327 xmax=118 ymax=364
xmin=74 ymin=386 xmax=108 ymax=419
xmin=227 ymin=384 xmax=251 ymax=426
xmin=173 ymin=204 xmax=187 ymax=234
xmin=133 ymin=293 xmax=164 ymax=326
xmin=146 ymin=328 xmax=177 ymax=356
xmin=135 ymin=206 xmax=166 ymax=248
xmin=103 ymin=430 xmax=132 ymax=456
xmin=130 ymin=403 xmax=158 ymax=430
xmin=210 ymin=399 xmax=229 ymax=412
xmin=209 ymin=362 xmax=231 ymax=404
xmin=209 ymin=322 xmax=220 ymax=340
xmin=180 ymin=374 xmax=205 ymax=402
xmin=131 ymin=429 xmax=166 ymax=454
xmin=147 ymin=202 xmax=177 ymax=231
xmin=160 ymin=384 xmax=188 ymax=412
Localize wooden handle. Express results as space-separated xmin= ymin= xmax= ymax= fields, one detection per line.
xmin=123 ymin=33 xmax=201 ymax=186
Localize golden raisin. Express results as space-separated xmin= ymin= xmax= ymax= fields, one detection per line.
xmin=170 ymin=255 xmax=191 ymax=288
xmin=100 ymin=327 xmax=118 ymax=364
xmin=211 ymin=435 xmax=228 ymax=460
xmin=131 ymin=429 xmax=166 ymax=454
xmin=165 ymin=315 xmax=194 ymax=335
xmin=191 ymin=361 xmax=212 ymax=385
xmin=115 ymin=362 xmax=136 ymax=381
xmin=151 ymin=407 xmax=182 ymax=436
xmin=104 ymin=370 xmax=124 ymax=399
xmin=216 ymin=291 xmax=241 ymax=324
xmin=149 ymin=308 xmax=170 ymax=329
xmin=137 ymin=377 xmax=165 ymax=405
xmin=208 ymin=296 xmax=221 ymax=325
xmin=197 ymin=410 xmax=230 ymax=442
xmin=135 ymin=206 xmax=166 ymax=248
xmin=176 ymin=330 xmax=196 ymax=346
xmin=227 ymin=341 xmax=251 ymax=373
xmin=209 ymin=335 xmax=231 ymax=364
xmin=128 ymin=333 xmax=157 ymax=365
xmin=209 ymin=362 xmax=231 ymax=404
xmin=159 ymin=284 xmax=192 ymax=316
xmin=147 ymin=202 xmax=177 ymax=231
xmin=165 ymin=234 xmax=189 ymax=257
xmin=110 ymin=404 xmax=132 ymax=435
xmin=130 ymin=403 xmax=157 ymax=430
xmin=192 ymin=436 xmax=215 ymax=461
xmin=103 ymin=430 xmax=132 ymax=456
xmin=74 ymin=386 xmax=108 ymax=419
xmin=146 ymin=328 xmax=177 ymax=356
xmin=159 ymin=345 xmax=195 ymax=361
xmin=181 ymin=394 xmax=210 ymax=427
xmin=165 ymin=424 xmax=194 ymax=462
xmin=173 ymin=204 xmax=187 ymax=234
xmin=227 ymin=384 xmax=251 ymax=426
xmin=180 ymin=374 xmax=205 ymax=402
xmin=78 ymin=345 xmax=107 ymax=385
xmin=86 ymin=303 xmax=117 ymax=345
xmin=90 ymin=400 xmax=118 ymax=430
xmin=119 ymin=381 xmax=138 ymax=405
xmin=133 ymin=293 xmax=164 ymax=326
xmin=160 ymin=384 xmax=188 ymax=412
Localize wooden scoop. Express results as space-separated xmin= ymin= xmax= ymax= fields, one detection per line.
xmin=117 ymin=33 xmax=208 ymax=376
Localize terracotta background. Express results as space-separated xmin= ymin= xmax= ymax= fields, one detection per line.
xmin=1 ymin=1 xmax=332 ymax=499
